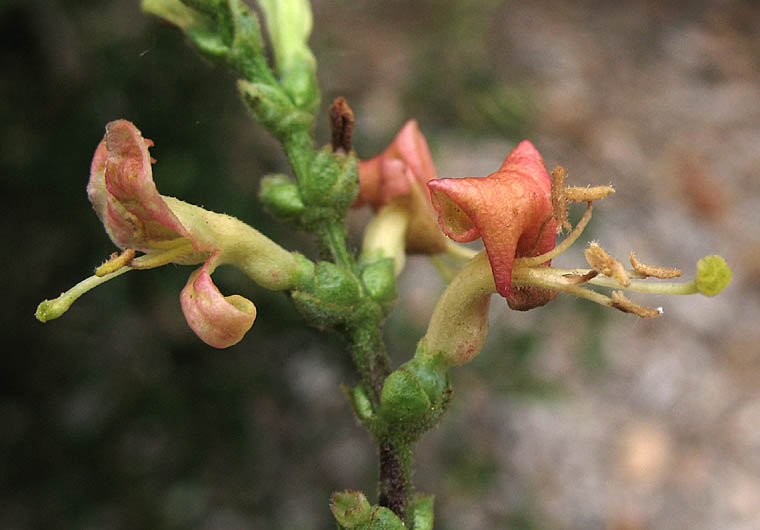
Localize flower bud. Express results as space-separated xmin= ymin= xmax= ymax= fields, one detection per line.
xmin=259 ymin=174 xmax=306 ymax=221
xmin=360 ymin=258 xmax=396 ymax=306
xmin=141 ymin=0 xmax=206 ymax=30
xmin=299 ymin=146 xmax=359 ymax=221
xmin=258 ymin=0 xmax=319 ymax=112
xmin=379 ymin=370 xmax=432 ymax=440
xmin=291 ymin=262 xmax=362 ymax=328
xmin=238 ymin=80 xmax=312 ymax=140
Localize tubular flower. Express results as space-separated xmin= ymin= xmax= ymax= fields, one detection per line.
xmin=36 ymin=119 xmax=310 ymax=348
xmin=356 ymin=120 xmax=448 ymax=272
xmin=428 ymin=140 xmax=558 ymax=310
xmin=422 ymin=140 xmax=731 ymax=365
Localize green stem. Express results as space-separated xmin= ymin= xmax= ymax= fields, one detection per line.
xmin=318 ymin=220 xmax=355 ymax=272
xmin=348 ymin=312 xmax=390 ymax=403
xmin=283 ymin=128 xmax=315 ymax=185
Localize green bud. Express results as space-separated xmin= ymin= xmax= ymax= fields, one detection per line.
xmin=291 ymin=262 xmax=362 ymax=328
xmin=141 ymin=0 xmax=206 ymax=30
xmin=368 ymin=506 xmax=407 ymax=530
xmin=299 ymin=146 xmax=359 ymax=221
xmin=403 ymin=342 xmax=449 ymax=405
xmin=257 ymin=0 xmax=319 ymax=112
xmin=695 ymin=255 xmax=732 ymax=296
xmin=176 ymin=0 xmax=266 ymax=67
xmin=360 ymin=259 xmax=396 ymax=305
xmin=379 ymin=370 xmax=431 ymax=434
xmin=280 ymin=56 xmax=319 ymax=114
xmin=352 ymin=383 xmax=375 ymax=422
xmin=238 ymin=80 xmax=312 ymax=140
xmin=408 ymin=495 xmax=434 ymax=530
xmin=259 ymin=174 xmax=305 ymax=221
xmin=313 ymin=262 xmax=361 ymax=307
xmin=330 ymin=490 xmax=372 ymax=528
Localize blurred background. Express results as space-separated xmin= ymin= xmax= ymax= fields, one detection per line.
xmin=3 ymin=0 xmax=759 ymax=528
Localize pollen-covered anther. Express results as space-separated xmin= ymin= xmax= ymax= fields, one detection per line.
xmin=630 ymin=251 xmax=682 ymax=279
xmin=610 ymin=290 xmax=661 ymax=318
xmin=585 ymin=242 xmax=631 ymax=287
xmin=550 ymin=165 xmax=572 ymax=233
xmin=564 ymin=185 xmax=615 ymax=202
xmin=95 ymin=247 xmax=137 ymax=277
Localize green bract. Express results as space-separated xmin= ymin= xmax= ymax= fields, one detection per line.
xmin=259 ymin=174 xmax=306 ymax=221
xmin=330 ymin=490 xmax=372 ymax=528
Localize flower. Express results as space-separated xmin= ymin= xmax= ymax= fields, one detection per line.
xmin=428 ymin=140 xmax=558 ymax=310
xmin=356 ymin=120 xmax=447 ymax=265
xmin=421 ymin=139 xmax=731 ymax=365
xmin=37 ymin=120 xmax=309 ymax=348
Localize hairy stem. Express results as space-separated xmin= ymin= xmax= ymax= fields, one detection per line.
xmin=378 ymin=441 xmax=413 ymax=523
xmin=317 ymin=220 xmax=356 ymax=273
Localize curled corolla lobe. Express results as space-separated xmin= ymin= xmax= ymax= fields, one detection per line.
xmin=428 ymin=140 xmax=557 ymax=310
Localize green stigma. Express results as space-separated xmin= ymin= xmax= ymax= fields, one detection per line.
xmin=695 ymin=254 xmax=732 ymax=297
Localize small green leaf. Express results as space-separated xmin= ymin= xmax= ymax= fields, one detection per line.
xmin=409 ymin=495 xmax=434 ymax=530
xmin=368 ymin=506 xmax=407 ymax=530
xmin=330 ymin=490 xmax=372 ymax=528
xmin=360 ymin=259 xmax=396 ymax=305
xmin=259 ymin=174 xmax=305 ymax=220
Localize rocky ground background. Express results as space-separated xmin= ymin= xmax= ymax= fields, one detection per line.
xmin=3 ymin=1 xmax=759 ymax=529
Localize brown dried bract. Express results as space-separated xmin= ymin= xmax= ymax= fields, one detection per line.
xmin=610 ymin=290 xmax=661 ymax=318
xmin=565 ymin=185 xmax=615 ymax=202
xmin=585 ymin=242 xmax=631 ymax=287
xmin=551 ymin=165 xmax=572 ymax=233
xmin=95 ymin=247 xmax=136 ymax=277
xmin=630 ymin=252 xmax=682 ymax=279
xmin=562 ymin=269 xmax=599 ymax=284
xmin=329 ymin=96 xmax=355 ymax=153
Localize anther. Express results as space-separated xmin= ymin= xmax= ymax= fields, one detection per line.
xmin=610 ymin=291 xmax=660 ymax=318
xmin=630 ymin=252 xmax=682 ymax=279
xmin=95 ymin=248 xmax=137 ymax=277
xmin=585 ymin=243 xmax=630 ymax=287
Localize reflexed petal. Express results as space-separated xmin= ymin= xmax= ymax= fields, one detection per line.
xmin=87 ymin=119 xmax=195 ymax=251
xmin=356 ymin=120 xmax=446 ymax=254
xmin=428 ymin=140 xmax=557 ymax=307
xmin=180 ymin=256 xmax=257 ymax=348
xmin=355 ymin=120 xmax=437 ymax=208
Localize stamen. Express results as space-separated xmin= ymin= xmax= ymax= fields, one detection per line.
xmin=430 ymin=255 xmax=459 ymax=283
xmin=551 ymin=165 xmax=572 ymax=233
xmin=515 ymin=202 xmax=593 ymax=267
xmin=512 ymin=266 xmax=613 ymax=307
xmin=630 ymin=251 xmax=682 ymax=279
xmin=95 ymin=248 xmax=137 ymax=277
xmin=585 ymin=243 xmax=631 ymax=287
xmin=565 ymin=185 xmax=615 ymax=202
xmin=610 ymin=291 xmax=660 ymax=318
xmin=444 ymin=239 xmax=479 ymax=261
xmin=129 ymin=241 xmax=198 ymax=269
xmin=528 ymin=214 xmax=555 ymax=256
xmin=548 ymin=267 xmax=700 ymax=295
